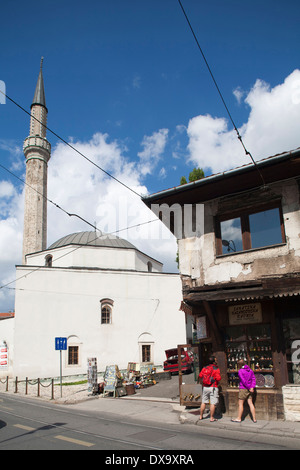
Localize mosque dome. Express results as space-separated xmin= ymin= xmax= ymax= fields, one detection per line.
xmin=48 ymin=231 xmax=136 ymax=250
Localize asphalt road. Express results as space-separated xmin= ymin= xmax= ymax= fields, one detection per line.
xmin=0 ymin=390 xmax=293 ymax=452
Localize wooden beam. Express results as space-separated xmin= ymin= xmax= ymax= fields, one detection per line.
xmin=202 ymin=300 xmax=222 ymax=346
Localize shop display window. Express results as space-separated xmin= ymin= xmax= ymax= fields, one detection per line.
xmin=225 ymin=324 xmax=274 ymax=388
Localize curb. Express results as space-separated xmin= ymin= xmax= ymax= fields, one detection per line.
xmin=178 ymin=411 xmax=300 ymax=441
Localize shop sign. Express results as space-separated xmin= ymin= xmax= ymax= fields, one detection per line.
xmin=104 ymin=364 xmax=119 ymax=392
xmin=228 ymin=303 xmax=262 ymax=325
xmin=0 ymin=341 xmax=8 ymax=369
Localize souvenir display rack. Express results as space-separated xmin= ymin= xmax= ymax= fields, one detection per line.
xmin=225 ymin=324 xmax=274 ymax=388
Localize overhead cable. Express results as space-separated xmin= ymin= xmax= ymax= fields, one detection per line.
xmin=178 ymin=0 xmax=266 ymax=187
xmin=0 ymin=89 xmax=142 ymax=198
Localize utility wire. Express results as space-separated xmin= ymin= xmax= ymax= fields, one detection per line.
xmin=0 ymin=89 xmax=142 ymax=198
xmin=0 ymin=217 xmax=160 ymax=291
xmin=178 ymin=0 xmax=266 ymax=187
xmin=0 ymin=160 xmax=159 ymax=243
xmin=0 ymin=161 xmax=99 ymax=231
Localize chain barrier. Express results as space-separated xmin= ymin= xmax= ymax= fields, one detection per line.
xmin=0 ymin=376 xmax=54 ymax=399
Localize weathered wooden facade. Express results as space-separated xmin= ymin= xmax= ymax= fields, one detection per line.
xmin=143 ymin=148 xmax=300 ymax=420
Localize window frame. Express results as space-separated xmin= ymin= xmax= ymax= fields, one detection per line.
xmin=141 ymin=344 xmax=152 ymax=364
xmin=100 ymin=298 xmax=114 ymax=325
xmin=45 ymin=254 xmax=53 ymax=267
xmin=68 ymin=345 xmax=79 ymax=366
xmin=101 ymin=305 xmax=112 ymax=324
xmin=215 ymin=201 xmax=286 ymax=256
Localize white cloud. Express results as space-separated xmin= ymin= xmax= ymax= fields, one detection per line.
xmin=187 ymin=69 xmax=300 ymax=174
xmin=233 ymin=86 xmax=244 ymax=105
xmin=47 ymin=132 xmax=177 ymax=273
xmin=137 ymin=129 xmax=169 ymax=176
xmin=158 ymin=167 xmax=167 ymax=179
xmin=0 ymin=181 xmax=15 ymax=198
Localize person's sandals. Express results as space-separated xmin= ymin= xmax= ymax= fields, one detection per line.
xmin=231 ymin=419 xmax=241 ymax=422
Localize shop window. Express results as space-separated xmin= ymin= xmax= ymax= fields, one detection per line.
xmin=225 ymin=324 xmax=274 ymax=388
xmin=68 ymin=346 xmax=79 ymax=365
xmin=216 ymin=203 xmax=285 ymax=255
xmin=100 ymin=298 xmax=113 ymax=324
xmin=283 ymin=318 xmax=300 ymax=384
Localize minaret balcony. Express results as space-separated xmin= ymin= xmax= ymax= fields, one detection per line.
xmin=23 ymin=136 xmax=51 ymax=157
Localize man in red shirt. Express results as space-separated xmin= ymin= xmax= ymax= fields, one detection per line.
xmin=198 ymin=356 xmax=221 ymax=422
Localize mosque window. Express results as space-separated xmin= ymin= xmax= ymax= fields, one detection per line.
xmin=142 ymin=345 xmax=152 ymax=363
xmin=45 ymin=254 xmax=53 ymax=267
xmin=100 ymin=298 xmax=114 ymax=324
xmin=68 ymin=346 xmax=79 ymax=365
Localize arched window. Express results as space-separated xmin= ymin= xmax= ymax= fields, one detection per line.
xmin=138 ymin=332 xmax=154 ymax=364
xmin=45 ymin=254 xmax=53 ymax=267
xmin=147 ymin=261 xmax=152 ymax=272
xmin=100 ymin=298 xmax=114 ymax=324
xmin=67 ymin=335 xmax=81 ymax=367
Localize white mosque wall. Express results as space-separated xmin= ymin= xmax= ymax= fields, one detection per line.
xmin=13 ymin=266 xmax=185 ymax=379
xmin=26 ymin=245 xmax=163 ymax=273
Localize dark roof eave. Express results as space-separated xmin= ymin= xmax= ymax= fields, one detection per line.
xmin=142 ymin=147 xmax=300 ymax=206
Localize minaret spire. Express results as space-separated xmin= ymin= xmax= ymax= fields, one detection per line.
xmin=22 ymin=59 xmax=51 ymax=264
xmin=31 ymin=56 xmax=47 ymax=110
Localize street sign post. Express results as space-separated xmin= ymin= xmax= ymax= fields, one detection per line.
xmin=55 ymin=337 xmax=67 ymax=397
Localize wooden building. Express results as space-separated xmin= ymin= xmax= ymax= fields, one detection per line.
xmin=143 ymin=148 xmax=300 ymax=420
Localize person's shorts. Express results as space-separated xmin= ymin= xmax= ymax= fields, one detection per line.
xmin=202 ymin=386 xmax=219 ymax=405
xmin=238 ymin=389 xmax=253 ymax=400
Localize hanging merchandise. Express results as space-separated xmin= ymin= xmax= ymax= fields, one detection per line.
xmin=87 ymin=357 xmax=98 ymax=394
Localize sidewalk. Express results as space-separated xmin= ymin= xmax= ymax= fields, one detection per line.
xmin=120 ymin=393 xmax=300 ymax=441
xmin=114 ymin=373 xmax=300 ymax=442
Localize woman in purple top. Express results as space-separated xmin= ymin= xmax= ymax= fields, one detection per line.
xmin=231 ymin=359 xmax=257 ymax=423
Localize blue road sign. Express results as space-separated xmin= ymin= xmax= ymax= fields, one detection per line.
xmin=55 ymin=337 xmax=67 ymax=351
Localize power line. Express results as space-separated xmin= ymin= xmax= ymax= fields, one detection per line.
xmin=0 ymin=89 xmax=142 ymax=198
xmin=178 ymin=0 xmax=266 ymax=187
xmin=0 ymin=159 xmax=161 ymax=293
xmin=0 ymin=161 xmax=99 ymax=231
xmin=0 ymin=159 xmax=160 ymax=243
xmin=0 ymin=217 xmax=160 ymax=291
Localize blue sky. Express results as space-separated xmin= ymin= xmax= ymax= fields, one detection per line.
xmin=0 ymin=0 xmax=300 ymax=310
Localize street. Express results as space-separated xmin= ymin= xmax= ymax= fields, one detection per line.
xmin=0 ymin=392 xmax=297 ymax=452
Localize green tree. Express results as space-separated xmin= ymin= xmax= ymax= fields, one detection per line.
xmin=189 ymin=167 xmax=205 ymax=182
xmin=180 ymin=167 xmax=204 ymax=185
xmin=180 ymin=176 xmax=187 ymax=185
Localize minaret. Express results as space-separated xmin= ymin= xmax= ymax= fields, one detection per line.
xmin=22 ymin=58 xmax=51 ymax=263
